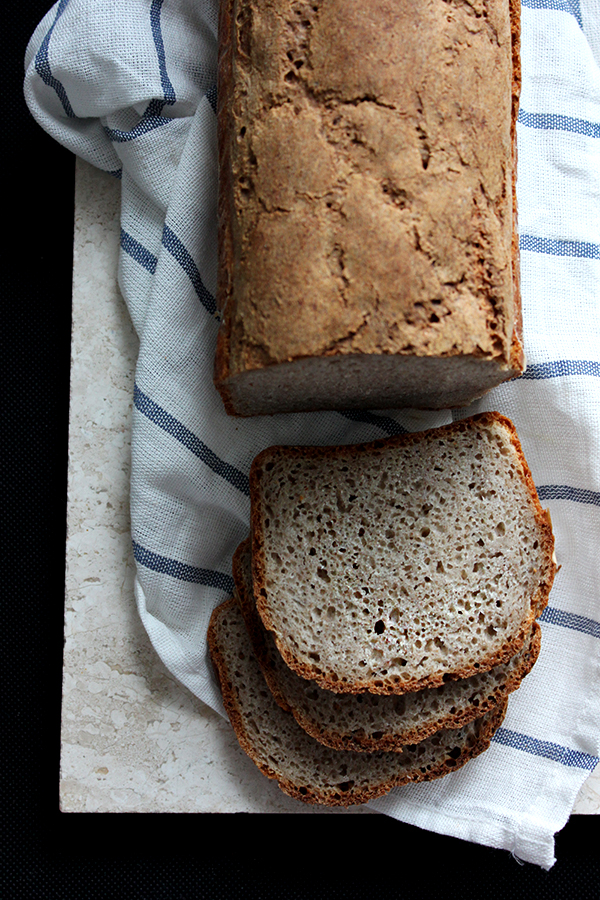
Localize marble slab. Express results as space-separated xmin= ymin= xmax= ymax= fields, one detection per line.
xmin=59 ymin=157 xmax=600 ymax=816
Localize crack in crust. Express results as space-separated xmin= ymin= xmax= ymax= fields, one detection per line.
xmin=214 ymin=0 xmax=524 ymax=415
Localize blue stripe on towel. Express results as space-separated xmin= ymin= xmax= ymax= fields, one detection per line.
xmin=537 ymin=484 xmax=600 ymax=507
xmin=520 ymin=360 xmax=600 ymax=380
xmin=150 ymin=0 xmax=176 ymax=106
xmin=162 ymin=225 xmax=217 ymax=315
xmin=521 ymin=0 xmax=582 ymax=29
xmin=520 ymin=234 xmax=600 ymax=259
xmin=493 ymin=727 xmax=598 ymax=769
xmin=120 ymin=230 xmax=158 ymax=274
xmin=106 ymin=86 xmax=217 ymax=145
xmin=134 ymin=384 xmax=250 ymax=495
xmin=518 ymin=109 xmax=600 ymax=139
xmin=34 ymin=0 xmax=75 ymax=117
xmin=133 ymin=540 xmax=234 ymax=592
xmin=206 ymin=84 xmax=218 ymax=115
xmin=338 ymin=410 xmax=409 ymax=436
xmin=540 ymin=606 xmax=600 ymax=639
xmin=105 ymin=115 xmax=173 ymax=143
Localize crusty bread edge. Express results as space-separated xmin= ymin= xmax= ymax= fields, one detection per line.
xmin=213 ymin=0 xmax=239 ymax=417
xmin=234 ymin=534 xmax=540 ymax=752
xmin=292 ymin=624 xmax=539 ymax=754
xmin=233 ymin=537 xmax=294 ymax=714
xmin=509 ymin=0 xmax=524 ymax=376
xmin=208 ymin=597 xmax=509 ymax=807
xmin=274 ymin=699 xmax=509 ymax=807
xmin=509 ymin=0 xmax=525 ymax=375
xmin=250 ymin=411 xmax=556 ymax=695
xmin=208 ymin=596 xmax=290 ymax=786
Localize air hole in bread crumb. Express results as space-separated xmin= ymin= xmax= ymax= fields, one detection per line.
xmin=392 ymin=658 xmax=407 ymax=668
xmin=374 ymin=620 xmax=385 ymax=634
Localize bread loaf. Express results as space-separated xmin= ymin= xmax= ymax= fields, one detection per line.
xmin=214 ymin=0 xmax=524 ymax=416
xmin=208 ymin=596 xmax=508 ymax=806
xmin=234 ymin=536 xmax=540 ymax=752
xmin=250 ymin=412 xmax=556 ymax=695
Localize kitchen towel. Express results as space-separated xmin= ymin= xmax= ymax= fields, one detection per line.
xmin=24 ymin=0 xmax=600 ymax=869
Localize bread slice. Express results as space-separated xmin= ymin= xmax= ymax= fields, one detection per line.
xmin=250 ymin=412 xmax=556 ymax=695
xmin=208 ymin=597 xmax=508 ymax=807
xmin=214 ymin=0 xmax=524 ymax=416
xmin=234 ymin=537 xmax=540 ymax=752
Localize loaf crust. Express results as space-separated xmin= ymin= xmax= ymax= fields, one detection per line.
xmin=215 ymin=0 xmax=524 ymax=415
xmin=250 ymin=412 xmax=556 ymax=694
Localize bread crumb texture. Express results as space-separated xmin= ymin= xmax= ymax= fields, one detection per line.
xmin=234 ymin=536 xmax=540 ymax=752
xmin=223 ymin=0 xmax=516 ymax=371
xmin=208 ymin=597 xmax=508 ymax=805
xmin=250 ymin=414 xmax=555 ymax=694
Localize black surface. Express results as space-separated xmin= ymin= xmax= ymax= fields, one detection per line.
xmin=4 ymin=3 xmax=600 ymax=897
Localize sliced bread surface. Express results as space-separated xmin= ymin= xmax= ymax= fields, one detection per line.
xmin=234 ymin=537 xmax=540 ymax=752
xmin=250 ymin=412 xmax=556 ymax=695
xmin=208 ymin=597 xmax=508 ymax=807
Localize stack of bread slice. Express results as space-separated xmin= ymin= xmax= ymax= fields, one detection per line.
xmin=208 ymin=412 xmax=556 ymax=806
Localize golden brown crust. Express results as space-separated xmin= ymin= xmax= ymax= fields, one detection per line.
xmin=207 ymin=597 xmax=258 ymax=760
xmin=213 ymin=0 xmax=236 ymax=412
xmin=275 ymin=700 xmax=508 ymax=807
xmin=494 ymin=412 xmax=556 ymax=617
xmin=284 ymin=625 xmax=538 ymax=753
xmin=214 ymin=0 xmax=525 ymax=415
xmin=232 ymin=538 xmax=294 ymax=713
xmin=250 ymin=411 xmax=556 ymax=695
xmin=509 ymin=0 xmax=524 ymax=372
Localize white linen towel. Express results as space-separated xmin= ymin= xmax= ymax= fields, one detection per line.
xmin=24 ymin=0 xmax=600 ymax=869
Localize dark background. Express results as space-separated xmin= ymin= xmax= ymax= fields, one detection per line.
xmin=5 ymin=2 xmax=600 ymax=896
